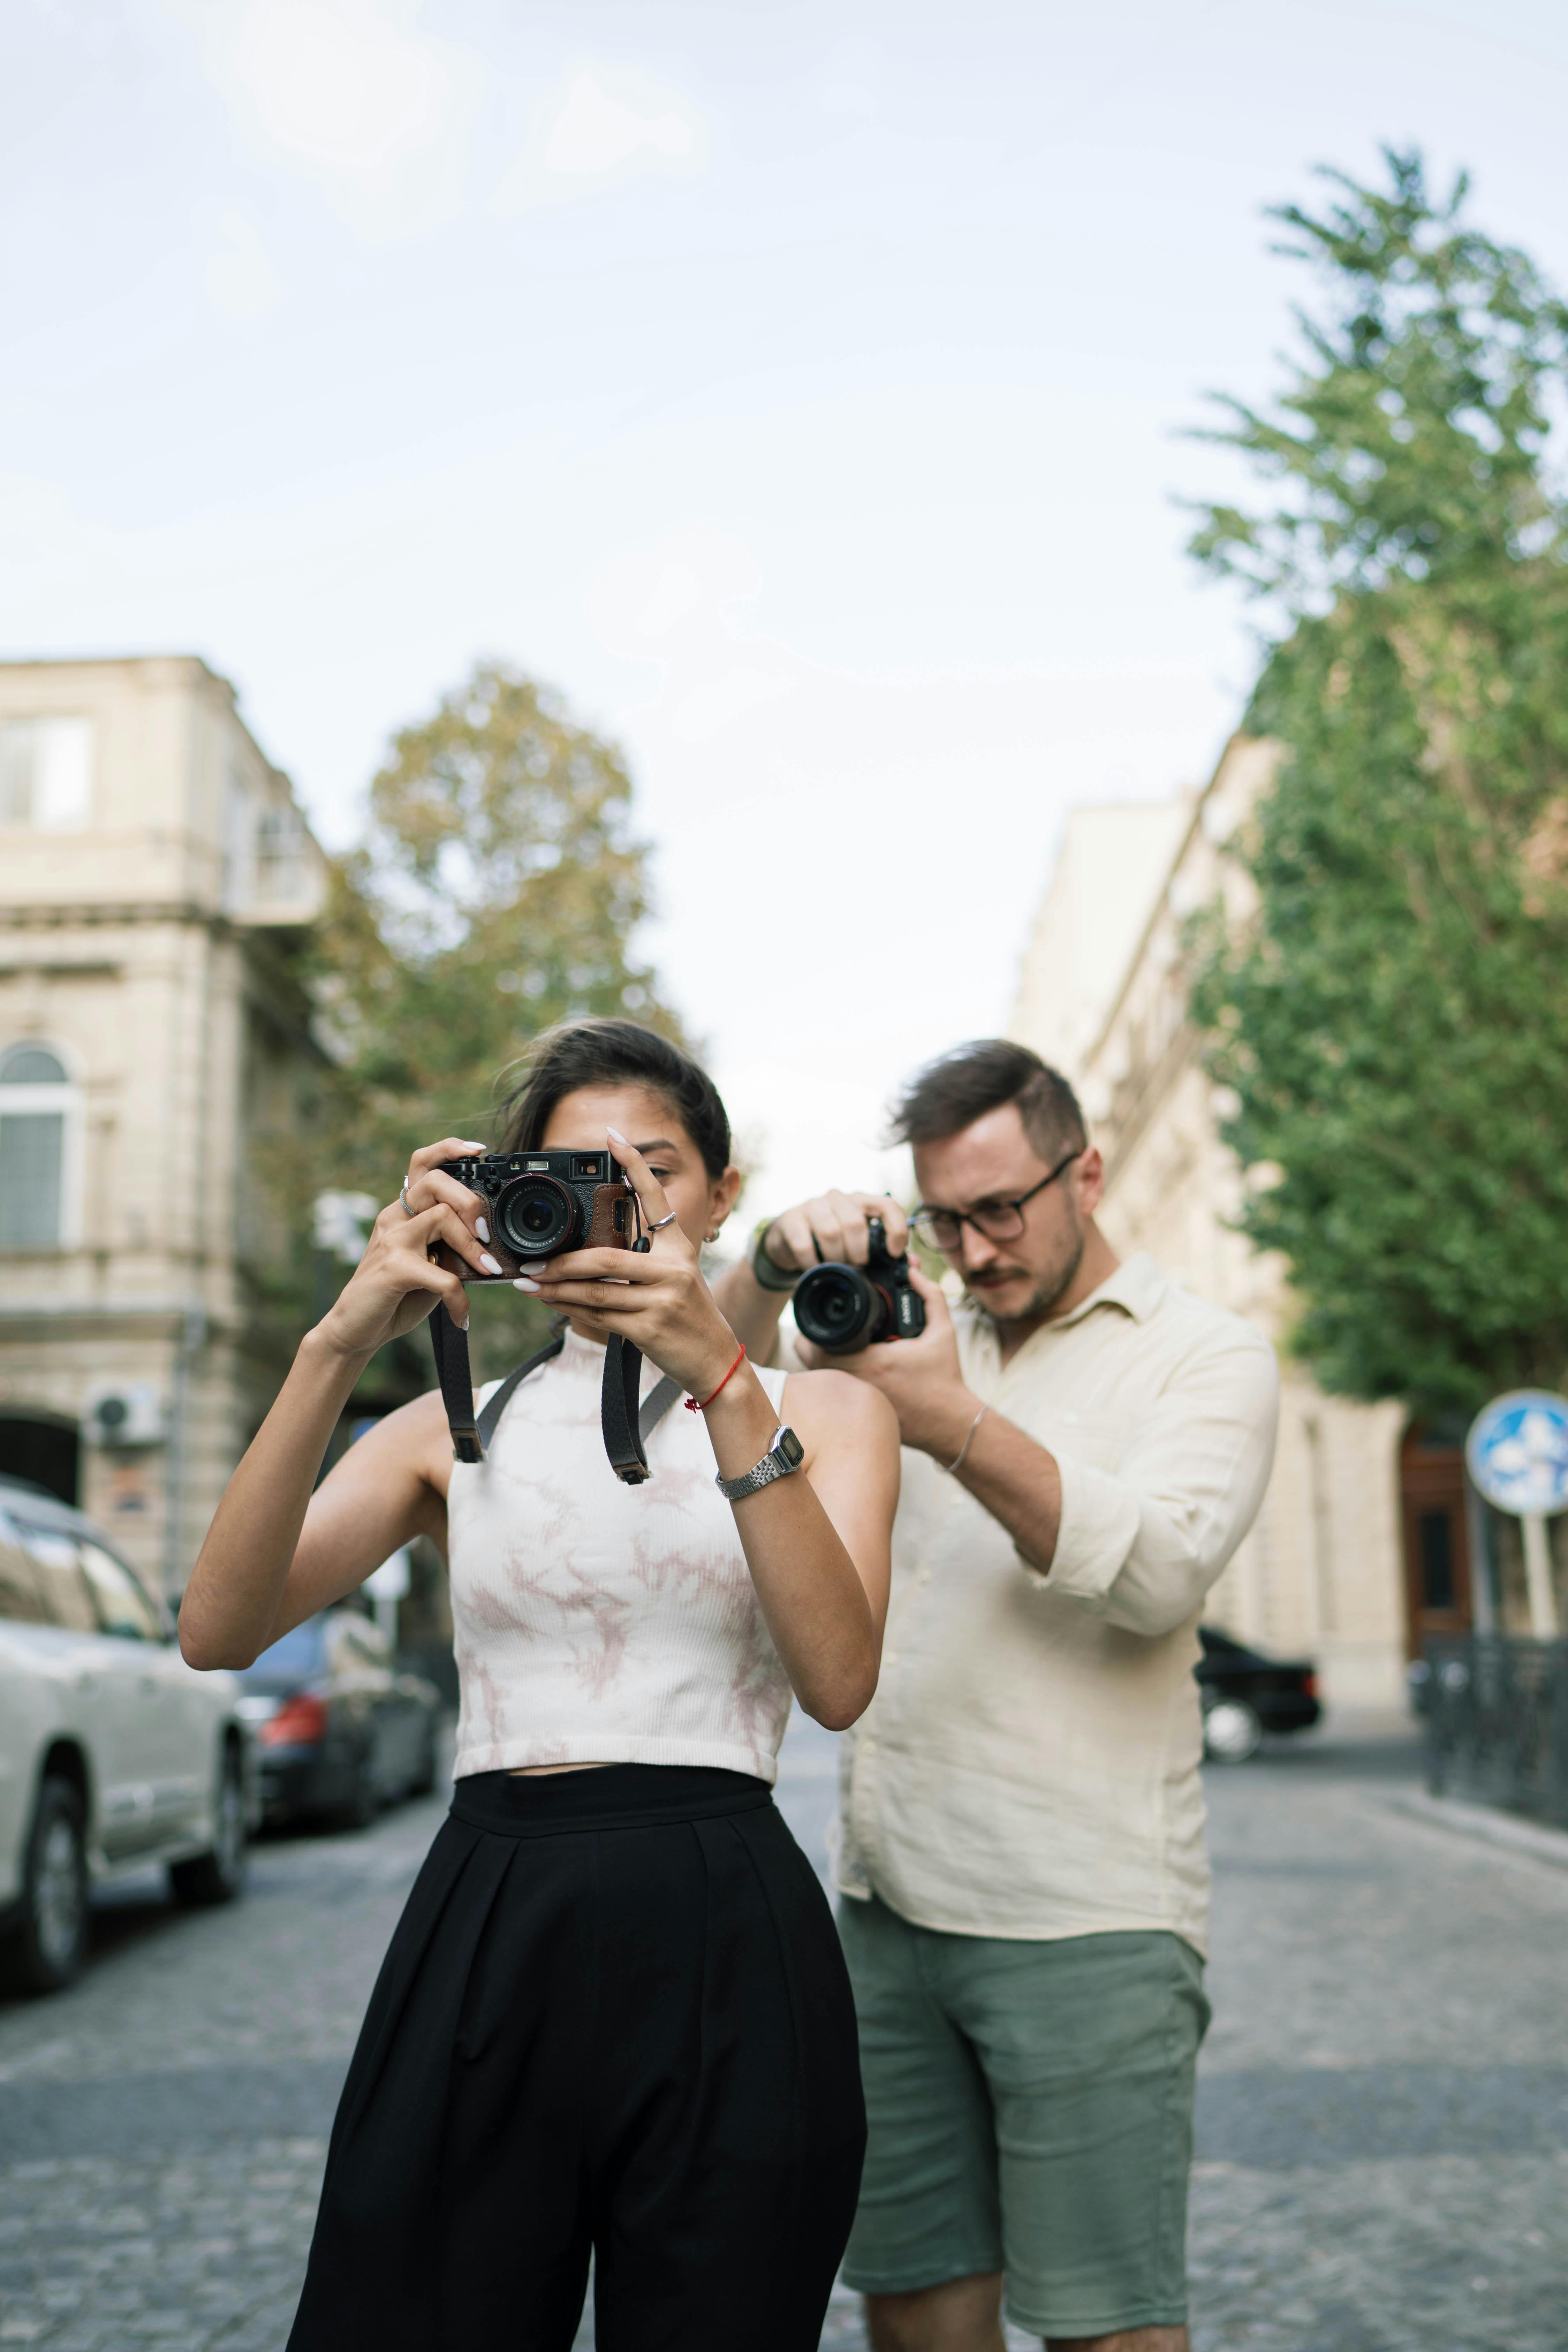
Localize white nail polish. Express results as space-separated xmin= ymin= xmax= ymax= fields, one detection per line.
xmin=479 ymin=1252 xmax=502 ymax=1275
xmin=513 ymin=1277 xmax=540 ymax=1293
xmin=476 ymin=1217 xmax=490 ymax=1244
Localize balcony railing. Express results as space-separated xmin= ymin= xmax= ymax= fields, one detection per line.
xmin=1423 ymin=1634 xmax=1568 ymax=1826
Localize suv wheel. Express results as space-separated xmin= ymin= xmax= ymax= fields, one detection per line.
xmin=7 ymin=1778 xmax=89 ymax=1994
xmin=170 ymin=1746 xmax=248 ymax=1906
xmin=1203 ymin=1697 xmax=1264 ymax=1765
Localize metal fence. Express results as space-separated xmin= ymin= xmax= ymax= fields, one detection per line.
xmin=1424 ymin=1634 xmax=1568 ymax=1824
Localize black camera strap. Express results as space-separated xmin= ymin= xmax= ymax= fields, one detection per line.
xmin=428 ymin=1302 xmax=681 ymax=1475
xmin=603 ymin=1335 xmax=651 ymax=1484
xmin=429 ymin=1301 xmax=489 ymax=1465
xmin=598 ymin=1231 xmax=666 ymax=1485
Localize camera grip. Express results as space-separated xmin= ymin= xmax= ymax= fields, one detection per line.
xmin=429 ymin=1237 xmax=522 ymax=1282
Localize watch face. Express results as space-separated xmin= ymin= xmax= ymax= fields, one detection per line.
xmin=778 ymin=1426 xmax=805 ymax=1469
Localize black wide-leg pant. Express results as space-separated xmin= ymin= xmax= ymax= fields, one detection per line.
xmin=287 ymin=1765 xmax=866 ymax=2352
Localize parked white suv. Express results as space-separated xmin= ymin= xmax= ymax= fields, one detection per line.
xmin=0 ymin=1475 xmax=255 ymax=1995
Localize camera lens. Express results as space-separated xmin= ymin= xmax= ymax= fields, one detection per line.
xmin=792 ymin=1264 xmax=891 ymax=1354
xmin=495 ymin=1175 xmax=578 ymax=1258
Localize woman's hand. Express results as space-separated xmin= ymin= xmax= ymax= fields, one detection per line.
xmin=399 ymin=1136 xmax=495 ymax=1246
xmin=517 ymin=1128 xmax=740 ymax=1397
xmin=316 ymin=1136 xmax=500 ymax=1359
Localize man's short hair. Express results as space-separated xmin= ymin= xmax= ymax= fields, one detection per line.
xmin=889 ymin=1039 xmax=1087 ymax=1163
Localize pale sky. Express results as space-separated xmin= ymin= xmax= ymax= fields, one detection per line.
xmin=7 ymin=0 xmax=1568 ymax=1214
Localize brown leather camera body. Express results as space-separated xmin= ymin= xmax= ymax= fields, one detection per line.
xmin=429 ymin=1149 xmax=636 ymax=1281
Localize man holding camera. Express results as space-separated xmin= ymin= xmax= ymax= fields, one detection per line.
xmin=715 ymin=1040 xmax=1279 ymax=2352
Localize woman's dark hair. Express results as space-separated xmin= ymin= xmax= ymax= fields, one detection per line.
xmin=496 ymin=1019 xmax=733 ymax=1179
xmin=889 ymin=1039 xmax=1086 ymax=1161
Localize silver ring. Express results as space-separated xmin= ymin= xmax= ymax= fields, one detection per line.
xmin=400 ymin=1179 xmax=414 ymax=1216
xmin=646 ymin=1209 xmax=678 ymax=1232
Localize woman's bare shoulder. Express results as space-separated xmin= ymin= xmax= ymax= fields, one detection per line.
xmin=781 ymin=1368 xmax=899 ymax=1449
xmin=323 ymin=1384 xmax=454 ymax=1499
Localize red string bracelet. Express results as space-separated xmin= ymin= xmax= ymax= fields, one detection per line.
xmin=685 ymin=1342 xmax=747 ymax=1411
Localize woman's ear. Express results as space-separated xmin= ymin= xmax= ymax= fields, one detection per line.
xmin=709 ymin=1163 xmax=744 ymax=1232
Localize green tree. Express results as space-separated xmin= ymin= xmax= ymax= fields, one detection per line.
xmin=308 ymin=660 xmax=678 ymax=1387
xmin=1189 ymin=149 xmax=1568 ymax=1412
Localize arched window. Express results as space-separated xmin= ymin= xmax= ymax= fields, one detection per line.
xmin=0 ymin=1042 xmax=79 ymax=1250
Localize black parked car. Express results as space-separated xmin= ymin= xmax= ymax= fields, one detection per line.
xmin=1196 ymin=1625 xmax=1321 ymax=1763
xmin=237 ymin=1610 xmax=444 ymax=1829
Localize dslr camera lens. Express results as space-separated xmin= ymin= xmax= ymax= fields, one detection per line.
xmin=790 ymin=1215 xmax=926 ymax=1355
xmin=793 ymin=1265 xmax=887 ymax=1353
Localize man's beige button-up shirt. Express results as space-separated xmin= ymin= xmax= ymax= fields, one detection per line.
xmin=829 ymin=1253 xmax=1280 ymax=1959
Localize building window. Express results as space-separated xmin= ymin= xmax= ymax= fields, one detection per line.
xmin=255 ymin=803 xmax=307 ymax=903
xmin=0 ymin=718 xmax=94 ymax=830
xmin=0 ymin=1044 xmax=78 ymax=1250
xmin=222 ymin=764 xmax=255 ymax=911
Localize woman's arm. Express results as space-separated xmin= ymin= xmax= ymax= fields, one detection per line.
xmin=717 ymin=1365 xmax=897 ymax=1728
xmin=521 ymin=1133 xmax=899 ymax=1730
xmin=179 ymin=1139 xmax=493 ymax=1671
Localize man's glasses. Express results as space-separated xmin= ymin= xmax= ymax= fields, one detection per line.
xmin=908 ymin=1145 xmax=1084 ymax=1255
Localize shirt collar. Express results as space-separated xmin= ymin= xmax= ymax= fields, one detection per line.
xmin=1051 ymin=1251 xmax=1166 ymax=1330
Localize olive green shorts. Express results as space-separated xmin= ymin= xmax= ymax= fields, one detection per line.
xmin=837 ymin=1895 xmax=1209 ymax=2341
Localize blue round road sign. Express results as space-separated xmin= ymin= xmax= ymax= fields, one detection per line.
xmin=1466 ymin=1390 xmax=1568 ymax=1518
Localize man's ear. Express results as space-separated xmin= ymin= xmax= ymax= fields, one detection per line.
xmin=1075 ymin=1145 xmax=1106 ymax=1217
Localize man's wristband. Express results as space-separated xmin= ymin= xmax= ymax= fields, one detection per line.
xmin=945 ymin=1404 xmax=989 ymax=1475
xmin=750 ymin=1219 xmax=800 ymax=1294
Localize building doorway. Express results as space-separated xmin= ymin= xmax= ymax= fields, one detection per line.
xmin=0 ymin=1411 xmax=80 ymax=1506
xmin=1400 ymin=1423 xmax=1472 ymax=1656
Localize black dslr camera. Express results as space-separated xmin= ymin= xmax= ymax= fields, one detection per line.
xmin=792 ymin=1216 xmax=927 ymax=1354
xmin=431 ymin=1149 xmax=637 ymax=1281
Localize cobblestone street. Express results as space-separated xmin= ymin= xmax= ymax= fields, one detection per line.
xmin=2 ymin=1714 xmax=1565 ymax=2350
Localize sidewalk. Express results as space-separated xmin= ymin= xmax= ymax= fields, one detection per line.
xmin=1187 ymin=1719 xmax=1568 ymax=2351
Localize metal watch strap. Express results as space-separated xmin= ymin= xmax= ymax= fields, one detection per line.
xmin=750 ymin=1219 xmax=800 ymax=1294
xmin=715 ymin=1424 xmax=805 ymax=1502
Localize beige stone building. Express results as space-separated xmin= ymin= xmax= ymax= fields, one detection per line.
xmin=1012 ymin=737 xmax=1452 ymax=1711
xmin=0 ymin=655 xmax=329 ymax=1598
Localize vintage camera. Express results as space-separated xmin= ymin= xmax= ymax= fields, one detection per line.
xmin=431 ymin=1149 xmax=637 ymax=1281
xmin=792 ymin=1216 xmax=927 ymax=1354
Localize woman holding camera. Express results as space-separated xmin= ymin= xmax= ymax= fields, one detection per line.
xmin=180 ymin=1019 xmax=899 ymax=2352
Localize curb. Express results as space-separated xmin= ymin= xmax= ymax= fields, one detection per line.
xmin=1384 ymin=1789 xmax=1568 ymax=1872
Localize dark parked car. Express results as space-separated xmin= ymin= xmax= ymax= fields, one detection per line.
xmin=237 ymin=1610 xmax=444 ymax=1829
xmin=1197 ymin=1625 xmax=1321 ymax=1763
